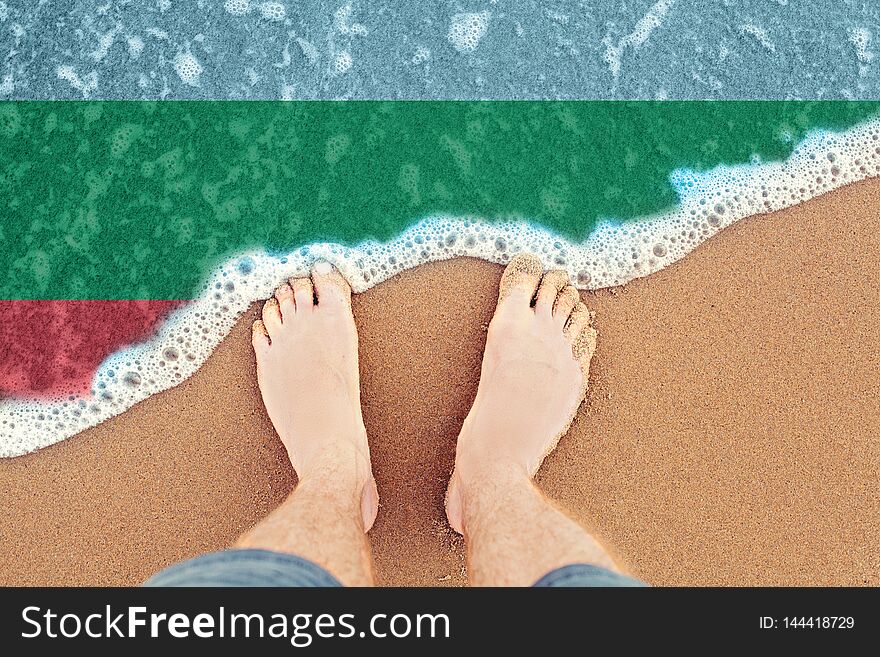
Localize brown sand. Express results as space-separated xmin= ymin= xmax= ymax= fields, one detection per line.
xmin=2 ymin=180 xmax=879 ymax=587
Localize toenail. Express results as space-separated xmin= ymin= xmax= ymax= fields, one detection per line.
xmin=314 ymin=261 xmax=332 ymax=274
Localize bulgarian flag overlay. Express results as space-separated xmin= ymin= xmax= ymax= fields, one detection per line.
xmin=2 ymin=101 xmax=880 ymax=402
xmin=2 ymin=3 xmax=880 ymax=456
xmin=0 ymin=300 xmax=182 ymax=397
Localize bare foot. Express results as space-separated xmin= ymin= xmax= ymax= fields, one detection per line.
xmin=445 ymin=254 xmax=596 ymax=534
xmin=252 ymin=261 xmax=379 ymax=532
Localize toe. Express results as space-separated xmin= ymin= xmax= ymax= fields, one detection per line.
xmin=274 ymin=283 xmax=295 ymax=318
xmin=535 ymin=270 xmax=569 ymax=317
xmin=311 ymin=261 xmax=352 ymax=308
xmin=573 ymin=322 xmax=597 ymax=362
xmin=290 ymin=277 xmax=315 ymax=311
xmin=563 ymin=302 xmax=589 ymax=343
xmin=553 ymin=285 xmax=580 ymax=326
xmin=262 ymin=297 xmax=282 ymax=337
xmin=498 ymin=253 xmax=543 ymax=308
xmin=251 ymin=319 xmax=270 ymax=352
xmin=564 ymin=303 xmax=597 ymax=360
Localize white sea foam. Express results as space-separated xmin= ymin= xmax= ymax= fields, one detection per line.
xmin=333 ymin=50 xmax=352 ymax=74
xmin=848 ymin=27 xmax=873 ymax=63
xmin=739 ymin=23 xmax=776 ymax=53
xmin=224 ymin=0 xmax=251 ymax=16
xmin=55 ymin=65 xmax=99 ymax=98
xmin=126 ymin=35 xmax=145 ymax=60
xmin=334 ymin=3 xmax=366 ymax=36
xmin=448 ymin=11 xmax=491 ymax=53
xmin=603 ymin=0 xmax=674 ymax=77
xmin=90 ymin=27 xmax=119 ymax=63
xmin=172 ymin=52 xmax=203 ymax=85
xmin=258 ymin=2 xmax=286 ymax=22
xmin=2 ymin=118 xmax=880 ymax=457
xmin=412 ymin=46 xmax=430 ymax=65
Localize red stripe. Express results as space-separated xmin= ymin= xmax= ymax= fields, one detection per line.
xmin=0 ymin=300 xmax=184 ymax=399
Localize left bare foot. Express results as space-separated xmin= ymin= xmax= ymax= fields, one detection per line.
xmin=252 ymin=261 xmax=378 ymax=531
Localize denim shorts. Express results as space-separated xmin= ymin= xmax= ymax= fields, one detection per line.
xmin=144 ymin=549 xmax=646 ymax=587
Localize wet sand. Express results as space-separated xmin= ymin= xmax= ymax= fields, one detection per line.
xmin=1 ymin=180 xmax=879 ymax=586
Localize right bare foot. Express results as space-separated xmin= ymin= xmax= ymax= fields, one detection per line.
xmin=252 ymin=261 xmax=379 ymax=532
xmin=445 ymin=254 xmax=597 ymax=534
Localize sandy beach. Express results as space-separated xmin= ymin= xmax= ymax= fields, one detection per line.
xmin=1 ymin=179 xmax=878 ymax=587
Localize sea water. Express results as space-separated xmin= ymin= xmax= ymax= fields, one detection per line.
xmin=2 ymin=102 xmax=880 ymax=456
xmin=2 ymin=0 xmax=877 ymax=100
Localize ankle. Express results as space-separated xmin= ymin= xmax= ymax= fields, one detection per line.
xmin=454 ymin=456 xmax=532 ymax=501
xmin=451 ymin=460 xmax=534 ymax=537
xmin=293 ymin=439 xmax=372 ymax=493
xmin=290 ymin=444 xmax=378 ymax=534
xmin=454 ymin=419 xmax=532 ymax=486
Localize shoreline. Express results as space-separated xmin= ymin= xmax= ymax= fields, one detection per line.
xmin=5 ymin=112 xmax=880 ymax=455
xmin=1 ymin=178 xmax=879 ymax=586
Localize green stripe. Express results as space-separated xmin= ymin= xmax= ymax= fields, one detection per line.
xmin=2 ymin=101 xmax=877 ymax=299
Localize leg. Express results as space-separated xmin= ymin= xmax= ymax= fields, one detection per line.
xmin=446 ymin=254 xmax=622 ymax=587
xmin=236 ymin=261 xmax=379 ymax=587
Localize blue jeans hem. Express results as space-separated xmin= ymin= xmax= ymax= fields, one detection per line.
xmin=532 ymin=563 xmax=647 ymax=587
xmin=143 ymin=549 xmax=343 ymax=587
xmin=145 ymin=549 xmax=646 ymax=588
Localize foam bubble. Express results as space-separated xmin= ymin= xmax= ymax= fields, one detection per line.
xmin=259 ymin=2 xmax=286 ymax=21
xmin=849 ymin=27 xmax=874 ymax=64
xmin=334 ymin=3 xmax=366 ymax=35
xmin=173 ymin=52 xmax=203 ymax=85
xmin=0 ymin=73 xmax=13 ymax=96
xmin=324 ymin=133 xmax=350 ymax=163
xmin=412 ymin=46 xmax=430 ymax=65
xmin=224 ymin=0 xmax=251 ymax=16
xmin=333 ymin=51 xmax=352 ymax=74
xmin=4 ymin=118 xmax=880 ymax=457
xmin=109 ymin=123 xmax=144 ymax=158
xmin=448 ymin=11 xmax=490 ymax=53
